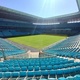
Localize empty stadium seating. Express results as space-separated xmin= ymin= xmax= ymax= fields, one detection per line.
xmin=43 ymin=35 xmax=80 ymax=59
xmin=0 ymin=57 xmax=79 ymax=80
xmin=0 ymin=18 xmax=43 ymax=37
xmin=0 ymin=29 xmax=31 ymax=37
xmin=0 ymin=38 xmax=26 ymax=58
xmin=0 ymin=34 xmax=79 ymax=80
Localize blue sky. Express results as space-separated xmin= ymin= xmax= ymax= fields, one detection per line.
xmin=0 ymin=0 xmax=79 ymax=18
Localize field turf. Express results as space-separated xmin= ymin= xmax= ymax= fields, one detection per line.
xmin=8 ymin=35 xmax=67 ymax=49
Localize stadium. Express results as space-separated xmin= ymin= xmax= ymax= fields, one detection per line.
xmin=0 ymin=0 xmax=80 ymax=80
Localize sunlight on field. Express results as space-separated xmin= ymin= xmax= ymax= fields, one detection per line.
xmin=8 ymin=35 xmax=67 ymax=49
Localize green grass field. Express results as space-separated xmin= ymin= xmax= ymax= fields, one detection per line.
xmin=8 ymin=35 xmax=67 ymax=49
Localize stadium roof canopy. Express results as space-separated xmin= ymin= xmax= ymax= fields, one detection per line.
xmin=0 ymin=6 xmax=80 ymax=23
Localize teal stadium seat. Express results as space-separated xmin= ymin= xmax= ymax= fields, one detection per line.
xmin=58 ymin=77 xmax=66 ymax=80
xmin=3 ymin=72 xmax=11 ymax=78
xmin=66 ymin=76 xmax=74 ymax=80
xmin=74 ymin=74 xmax=80 ymax=80
xmin=19 ymin=71 xmax=26 ymax=77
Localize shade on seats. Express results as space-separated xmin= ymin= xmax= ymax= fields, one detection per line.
xmin=0 ymin=72 xmax=3 ymax=78
xmin=41 ymin=71 xmax=49 ymax=76
xmin=46 ymin=65 xmax=52 ymax=70
xmin=49 ymin=70 xmax=56 ymax=75
xmin=2 ymin=67 xmax=8 ymax=72
xmin=34 ymin=71 xmax=41 ymax=77
xmin=27 ymin=66 xmax=33 ymax=71
xmin=34 ymin=66 xmax=39 ymax=71
xmin=20 ymin=71 xmax=26 ymax=77
xmin=11 ymin=72 xmax=19 ymax=78
xmin=14 ymin=67 xmax=21 ymax=71
xmin=3 ymin=72 xmax=11 ymax=78
xmin=27 ymin=71 xmax=34 ymax=77
xmin=8 ymin=67 xmax=14 ymax=72
xmin=56 ymin=69 xmax=64 ymax=75
xmin=21 ymin=67 xmax=27 ymax=71
xmin=40 ymin=66 xmax=46 ymax=70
